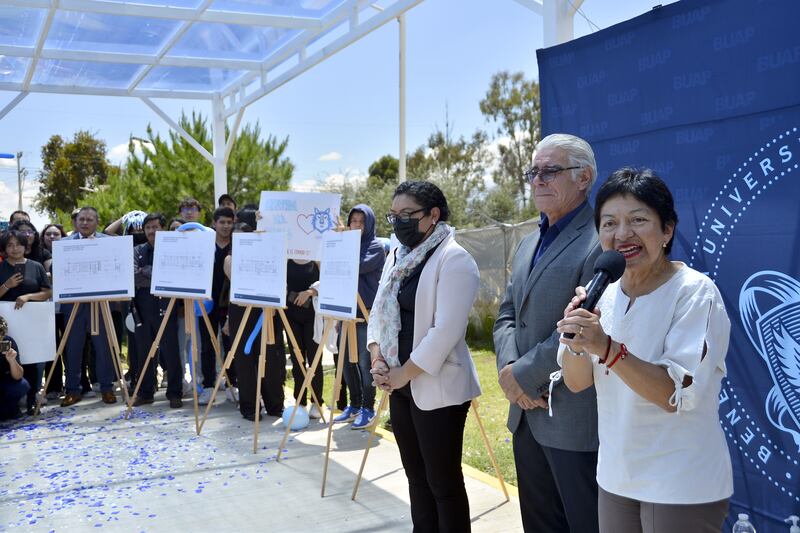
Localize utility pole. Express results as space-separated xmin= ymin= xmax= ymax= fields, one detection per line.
xmin=16 ymin=151 xmax=23 ymax=211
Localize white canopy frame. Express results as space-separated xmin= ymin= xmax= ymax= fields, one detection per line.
xmin=0 ymin=0 xmax=581 ymax=201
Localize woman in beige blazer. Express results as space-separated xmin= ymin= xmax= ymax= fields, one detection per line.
xmin=369 ymin=181 xmax=481 ymax=532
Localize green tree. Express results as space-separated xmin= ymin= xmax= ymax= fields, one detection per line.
xmin=87 ymin=112 xmax=294 ymax=223
xmin=367 ymin=154 xmax=399 ymax=188
xmin=479 ymin=71 xmax=541 ymax=209
xmin=34 ymin=131 xmax=111 ymax=217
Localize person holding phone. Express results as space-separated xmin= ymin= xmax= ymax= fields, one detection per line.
xmin=0 ymin=231 xmax=52 ymax=415
xmin=0 ymin=315 xmax=28 ymax=420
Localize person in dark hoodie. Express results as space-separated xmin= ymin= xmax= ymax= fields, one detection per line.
xmin=332 ymin=204 xmax=386 ymax=429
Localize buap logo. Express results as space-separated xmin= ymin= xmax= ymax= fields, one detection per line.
xmin=740 ymin=271 xmax=800 ymax=450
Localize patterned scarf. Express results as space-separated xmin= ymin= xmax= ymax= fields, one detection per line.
xmin=368 ymin=223 xmax=452 ymax=368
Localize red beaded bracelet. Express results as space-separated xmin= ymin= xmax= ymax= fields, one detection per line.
xmin=599 ymin=335 xmax=612 ymax=364
xmin=605 ymin=342 xmax=628 ymax=375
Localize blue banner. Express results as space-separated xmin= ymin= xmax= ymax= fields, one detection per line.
xmin=538 ymin=1 xmax=800 ymax=530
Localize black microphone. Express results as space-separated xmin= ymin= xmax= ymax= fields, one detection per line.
xmin=563 ymin=250 xmax=626 ymax=339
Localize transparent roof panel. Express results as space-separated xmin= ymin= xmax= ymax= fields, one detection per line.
xmin=210 ymin=0 xmax=348 ymax=17
xmin=0 ymin=0 xmax=415 ymax=98
xmin=169 ymin=22 xmax=300 ymax=61
xmin=92 ymin=0 xmax=206 ymax=7
xmin=138 ymin=65 xmax=247 ymax=92
xmin=32 ymin=59 xmax=141 ymax=89
xmin=0 ymin=57 xmax=30 ymax=84
xmin=0 ymin=7 xmax=46 ymax=47
xmin=46 ymin=11 xmax=179 ymax=55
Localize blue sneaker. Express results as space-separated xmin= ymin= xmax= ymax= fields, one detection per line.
xmin=333 ymin=405 xmax=360 ymax=423
xmin=351 ymin=408 xmax=376 ymax=430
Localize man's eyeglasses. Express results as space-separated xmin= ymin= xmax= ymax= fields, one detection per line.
xmin=524 ymin=165 xmax=582 ymax=183
xmin=386 ymin=208 xmax=427 ymax=225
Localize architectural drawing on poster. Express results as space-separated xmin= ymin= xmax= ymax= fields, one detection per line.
xmin=52 ymin=236 xmax=134 ymax=302
xmin=150 ymin=231 xmax=215 ymax=299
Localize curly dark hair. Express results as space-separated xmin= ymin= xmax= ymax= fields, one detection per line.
xmin=595 ymin=167 xmax=679 ymax=254
xmin=392 ymin=180 xmax=450 ymax=222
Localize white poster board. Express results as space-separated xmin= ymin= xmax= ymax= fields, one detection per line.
xmin=317 ymin=230 xmax=361 ymax=320
xmin=0 ymin=301 xmax=57 ymax=364
xmin=150 ymin=230 xmax=215 ymax=299
xmin=256 ymin=191 xmax=341 ymax=261
xmin=230 ymin=232 xmax=287 ymax=307
xmin=52 ymin=236 xmax=134 ymax=302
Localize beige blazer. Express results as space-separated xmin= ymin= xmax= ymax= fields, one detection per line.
xmin=372 ymin=230 xmax=482 ymax=411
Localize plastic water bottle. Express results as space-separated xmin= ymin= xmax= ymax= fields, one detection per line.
xmin=732 ymin=513 xmax=756 ymax=533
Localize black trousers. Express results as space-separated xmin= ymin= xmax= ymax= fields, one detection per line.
xmin=198 ymin=306 xmax=232 ymax=388
xmin=390 ymin=385 xmax=471 ymax=533
xmin=45 ymin=313 xmax=66 ymax=394
xmin=134 ymin=301 xmax=182 ymax=400
xmin=230 ymin=305 xmax=286 ymax=417
xmin=285 ymin=305 xmax=322 ymax=406
xmin=512 ymin=423 xmax=599 ymax=533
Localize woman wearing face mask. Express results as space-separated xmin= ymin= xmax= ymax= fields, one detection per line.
xmin=369 ymin=181 xmax=481 ymax=532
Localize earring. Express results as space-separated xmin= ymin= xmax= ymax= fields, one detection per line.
xmin=662 ymin=241 xmax=667 ymax=248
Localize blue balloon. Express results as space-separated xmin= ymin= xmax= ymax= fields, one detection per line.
xmin=281 ymin=405 xmax=309 ymax=430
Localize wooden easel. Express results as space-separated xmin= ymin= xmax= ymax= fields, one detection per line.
xmin=276 ymin=294 xmax=371 ymax=465
xmin=276 ymin=317 xmax=335 ymax=462
xmin=321 ymin=316 xmax=362 ymax=496
xmin=34 ymin=300 xmax=131 ymax=416
xmin=197 ymin=305 xmax=327 ymax=450
xmin=351 ymin=394 xmax=510 ymax=503
xmin=124 ymin=297 xmax=227 ymax=435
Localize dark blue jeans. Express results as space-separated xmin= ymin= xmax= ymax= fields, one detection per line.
xmin=62 ymin=303 xmax=117 ymax=395
xmin=341 ymin=322 xmax=375 ymax=410
xmin=0 ymin=378 xmax=30 ymax=419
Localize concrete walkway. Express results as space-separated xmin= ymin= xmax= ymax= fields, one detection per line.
xmin=0 ymin=394 xmax=522 ymax=532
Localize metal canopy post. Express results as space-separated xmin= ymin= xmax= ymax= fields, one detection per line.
xmin=212 ymin=95 xmax=229 ymax=201
xmin=398 ymin=13 xmax=407 ymax=182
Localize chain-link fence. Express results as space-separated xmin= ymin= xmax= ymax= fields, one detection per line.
xmin=454 ymin=219 xmax=540 ymax=345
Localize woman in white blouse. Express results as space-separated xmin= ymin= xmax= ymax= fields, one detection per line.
xmin=557 ymin=167 xmax=732 ymax=533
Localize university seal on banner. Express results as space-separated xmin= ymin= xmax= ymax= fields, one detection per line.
xmin=740 ymin=271 xmax=800 ymax=450
xmin=690 ymin=126 xmax=799 ymax=504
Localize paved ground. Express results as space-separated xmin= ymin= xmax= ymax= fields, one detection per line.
xmin=0 ymin=393 xmax=522 ymax=532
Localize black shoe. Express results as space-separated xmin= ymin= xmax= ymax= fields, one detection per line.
xmin=132 ymin=397 xmax=154 ymax=407
xmin=169 ymin=398 xmax=183 ymax=409
xmin=242 ymin=412 xmax=256 ymax=421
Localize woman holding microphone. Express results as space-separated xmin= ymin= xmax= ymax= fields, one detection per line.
xmin=370 ymin=180 xmax=481 ymax=532
xmin=557 ymin=168 xmax=732 ymax=532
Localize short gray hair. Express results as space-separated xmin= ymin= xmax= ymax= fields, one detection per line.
xmin=535 ymin=133 xmax=597 ymax=191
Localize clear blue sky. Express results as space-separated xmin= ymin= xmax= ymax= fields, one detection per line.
xmin=0 ymin=0 xmax=668 ymax=228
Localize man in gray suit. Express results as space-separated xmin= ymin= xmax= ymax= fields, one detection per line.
xmin=60 ymin=207 xmax=119 ymax=407
xmin=494 ymin=134 xmax=601 ymax=532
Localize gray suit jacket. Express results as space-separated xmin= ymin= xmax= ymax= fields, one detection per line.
xmin=494 ymin=203 xmax=601 ymax=452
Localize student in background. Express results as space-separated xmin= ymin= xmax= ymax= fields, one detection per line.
xmin=333 ymin=204 xmax=385 ymax=430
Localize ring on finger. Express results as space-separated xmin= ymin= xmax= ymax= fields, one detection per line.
xmin=578 ymin=326 xmax=584 ymax=336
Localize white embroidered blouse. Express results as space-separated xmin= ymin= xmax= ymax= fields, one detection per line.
xmin=557 ymin=263 xmax=733 ymax=504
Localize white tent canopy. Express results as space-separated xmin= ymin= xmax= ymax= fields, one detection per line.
xmin=0 ymin=0 xmax=581 ymax=200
